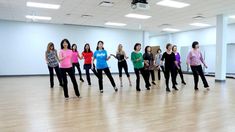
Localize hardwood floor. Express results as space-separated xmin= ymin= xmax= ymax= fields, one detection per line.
xmin=0 ymin=73 xmax=235 ymax=132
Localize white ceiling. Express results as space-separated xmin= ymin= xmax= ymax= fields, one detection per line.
xmin=1 ymin=0 xmax=235 ymax=36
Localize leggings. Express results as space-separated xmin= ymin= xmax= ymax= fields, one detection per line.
xmin=48 ymin=65 xmax=63 ymax=87
xmin=134 ymin=68 xmax=151 ymax=90
xmin=118 ymin=61 xmax=130 ymax=77
xmin=190 ymin=65 xmax=209 ymax=89
xmin=72 ymin=63 xmax=83 ymax=79
xmin=97 ymin=68 xmax=116 ymax=90
xmin=164 ymin=67 xmax=177 ymax=88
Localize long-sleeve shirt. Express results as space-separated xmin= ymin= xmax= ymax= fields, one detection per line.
xmin=174 ymin=52 xmax=181 ymax=64
xmin=131 ymin=51 xmax=144 ymax=69
xmin=187 ymin=50 xmax=205 ymax=66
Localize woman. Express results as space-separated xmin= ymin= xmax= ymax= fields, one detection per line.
xmin=172 ymin=45 xmax=186 ymax=85
xmin=143 ymin=46 xmax=156 ymax=85
xmin=111 ymin=44 xmax=132 ymax=87
xmin=93 ymin=41 xmax=118 ymax=93
xmin=131 ymin=43 xmax=151 ymax=91
xmin=161 ymin=43 xmax=179 ymax=92
xmin=59 ymin=39 xmax=80 ymax=99
xmin=71 ymin=44 xmax=84 ymax=82
xmin=45 ymin=42 xmax=63 ymax=88
xmin=187 ymin=41 xmax=209 ymax=91
xmin=155 ymin=49 xmax=164 ymax=80
xmin=81 ymin=43 xmax=99 ymax=85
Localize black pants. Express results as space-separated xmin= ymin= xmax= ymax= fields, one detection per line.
xmin=175 ymin=65 xmax=185 ymax=83
xmin=48 ymin=65 xmax=63 ymax=87
xmin=164 ymin=67 xmax=177 ymax=88
xmin=134 ymin=68 xmax=151 ymax=90
xmin=84 ymin=64 xmax=99 ymax=84
xmin=149 ymin=70 xmax=155 ymax=82
xmin=72 ymin=63 xmax=83 ymax=79
xmin=118 ymin=61 xmax=130 ymax=77
xmin=97 ymin=68 xmax=116 ymax=90
xmin=190 ymin=65 xmax=209 ymax=89
xmin=60 ymin=67 xmax=80 ymax=98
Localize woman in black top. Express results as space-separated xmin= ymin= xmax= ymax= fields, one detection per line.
xmin=161 ymin=43 xmax=179 ymax=92
xmin=111 ymin=44 xmax=132 ymax=87
xmin=143 ymin=46 xmax=156 ymax=85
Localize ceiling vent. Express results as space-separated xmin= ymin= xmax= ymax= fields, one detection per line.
xmin=99 ymin=1 xmax=114 ymax=7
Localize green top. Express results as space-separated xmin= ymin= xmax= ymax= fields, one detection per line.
xmin=131 ymin=51 xmax=144 ymax=69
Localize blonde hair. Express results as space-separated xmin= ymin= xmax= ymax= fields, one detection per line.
xmin=117 ymin=44 xmax=124 ymax=54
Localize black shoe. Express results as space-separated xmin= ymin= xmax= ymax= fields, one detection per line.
xmin=59 ymin=84 xmax=63 ymax=87
xmin=172 ymin=86 xmax=178 ymax=91
xmin=146 ymin=87 xmax=150 ymax=90
xmin=50 ymin=85 xmax=54 ymax=88
xmin=166 ymin=88 xmax=171 ymax=92
xmin=80 ymin=78 xmax=84 ymax=82
xmin=182 ymin=81 xmax=186 ymax=85
xmin=114 ymin=87 xmax=118 ymax=92
xmin=136 ymin=89 xmax=141 ymax=91
xmin=175 ymin=82 xmax=178 ymax=85
xmin=195 ymin=88 xmax=199 ymax=91
xmin=100 ymin=90 xmax=104 ymax=93
xmin=152 ymin=82 xmax=156 ymax=85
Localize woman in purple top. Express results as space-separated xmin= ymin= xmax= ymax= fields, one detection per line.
xmin=172 ymin=45 xmax=186 ymax=85
xmin=186 ymin=41 xmax=209 ymax=91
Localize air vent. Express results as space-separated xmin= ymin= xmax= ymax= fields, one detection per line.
xmin=193 ymin=14 xmax=205 ymax=20
xmin=81 ymin=14 xmax=93 ymax=18
xmin=158 ymin=24 xmax=172 ymax=28
xmin=99 ymin=1 xmax=114 ymax=7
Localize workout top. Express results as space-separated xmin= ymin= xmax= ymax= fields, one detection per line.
xmin=72 ymin=51 xmax=79 ymax=63
xmin=94 ymin=50 xmax=108 ymax=69
xmin=116 ymin=52 xmax=125 ymax=62
xmin=187 ymin=50 xmax=205 ymax=66
xmin=161 ymin=52 xmax=176 ymax=68
xmin=59 ymin=49 xmax=73 ymax=68
xmin=46 ymin=50 xmax=59 ymax=68
xmin=131 ymin=51 xmax=144 ymax=69
xmin=82 ymin=51 xmax=93 ymax=64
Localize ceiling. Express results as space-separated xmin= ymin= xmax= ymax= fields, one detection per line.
xmin=1 ymin=0 xmax=235 ymax=36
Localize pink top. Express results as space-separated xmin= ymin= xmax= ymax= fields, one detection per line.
xmin=187 ymin=50 xmax=205 ymax=66
xmin=72 ymin=51 xmax=79 ymax=63
xmin=59 ymin=49 xmax=73 ymax=68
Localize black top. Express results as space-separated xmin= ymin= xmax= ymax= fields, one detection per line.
xmin=161 ymin=52 xmax=176 ymax=68
xmin=143 ymin=52 xmax=154 ymax=70
xmin=116 ymin=53 xmax=125 ymax=62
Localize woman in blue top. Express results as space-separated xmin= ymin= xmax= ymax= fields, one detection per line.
xmin=93 ymin=41 xmax=118 ymax=93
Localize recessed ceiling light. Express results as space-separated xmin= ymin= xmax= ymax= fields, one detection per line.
xmin=26 ymin=2 xmax=60 ymax=9
xmin=105 ymin=22 xmax=127 ymax=26
xmin=156 ymin=0 xmax=190 ymax=8
xmin=229 ymin=15 xmax=235 ymax=19
xmin=162 ymin=28 xmax=180 ymax=32
xmin=26 ymin=15 xmax=52 ymax=20
xmin=190 ymin=23 xmax=211 ymax=27
xmin=125 ymin=13 xmax=151 ymax=19
xmin=99 ymin=1 xmax=114 ymax=7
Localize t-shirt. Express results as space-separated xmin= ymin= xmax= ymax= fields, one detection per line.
xmin=161 ymin=52 xmax=176 ymax=68
xmin=59 ymin=49 xmax=73 ymax=68
xmin=46 ymin=50 xmax=59 ymax=67
xmin=143 ymin=52 xmax=154 ymax=70
xmin=72 ymin=51 xmax=79 ymax=63
xmin=131 ymin=51 xmax=144 ymax=69
xmin=93 ymin=50 xmax=108 ymax=69
xmin=82 ymin=51 xmax=93 ymax=64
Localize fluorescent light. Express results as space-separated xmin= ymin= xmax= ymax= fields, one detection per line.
xmin=156 ymin=0 xmax=190 ymax=8
xmin=162 ymin=28 xmax=180 ymax=32
xmin=190 ymin=23 xmax=211 ymax=27
xmin=125 ymin=13 xmax=151 ymax=19
xmin=26 ymin=2 xmax=60 ymax=9
xmin=26 ymin=15 xmax=52 ymax=20
xmin=229 ymin=15 xmax=235 ymax=19
xmin=105 ymin=22 xmax=126 ymax=26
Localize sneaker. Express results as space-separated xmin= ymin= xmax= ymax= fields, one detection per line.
xmin=166 ymin=88 xmax=171 ymax=92
xmin=100 ymin=90 xmax=104 ymax=93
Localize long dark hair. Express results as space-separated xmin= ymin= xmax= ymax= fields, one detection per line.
xmin=60 ymin=39 xmax=71 ymax=49
xmin=96 ymin=40 xmax=104 ymax=50
xmin=84 ymin=43 xmax=91 ymax=53
xmin=192 ymin=41 xmax=199 ymax=49
xmin=145 ymin=46 xmax=151 ymax=53
xmin=72 ymin=44 xmax=77 ymax=52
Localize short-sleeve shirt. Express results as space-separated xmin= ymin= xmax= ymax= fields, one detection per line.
xmin=93 ymin=50 xmax=108 ymax=69
xmin=82 ymin=51 xmax=93 ymax=64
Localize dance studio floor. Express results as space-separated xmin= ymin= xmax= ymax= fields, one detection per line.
xmin=0 ymin=73 xmax=235 ymax=132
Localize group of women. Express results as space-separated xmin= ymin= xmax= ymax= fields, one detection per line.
xmin=45 ymin=39 xmax=210 ymax=99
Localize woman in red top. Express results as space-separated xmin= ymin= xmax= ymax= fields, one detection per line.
xmin=81 ymin=43 xmax=98 ymax=85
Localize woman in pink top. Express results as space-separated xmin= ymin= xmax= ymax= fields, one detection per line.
xmin=71 ymin=44 xmax=84 ymax=82
xmin=59 ymin=39 xmax=80 ymax=99
xmin=186 ymin=41 xmax=209 ymax=91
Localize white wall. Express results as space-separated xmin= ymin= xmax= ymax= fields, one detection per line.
xmin=149 ymin=24 xmax=235 ymax=73
xmin=0 ymin=20 xmax=143 ymax=75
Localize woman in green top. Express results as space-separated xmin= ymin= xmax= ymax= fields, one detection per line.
xmin=131 ymin=43 xmax=151 ymax=91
